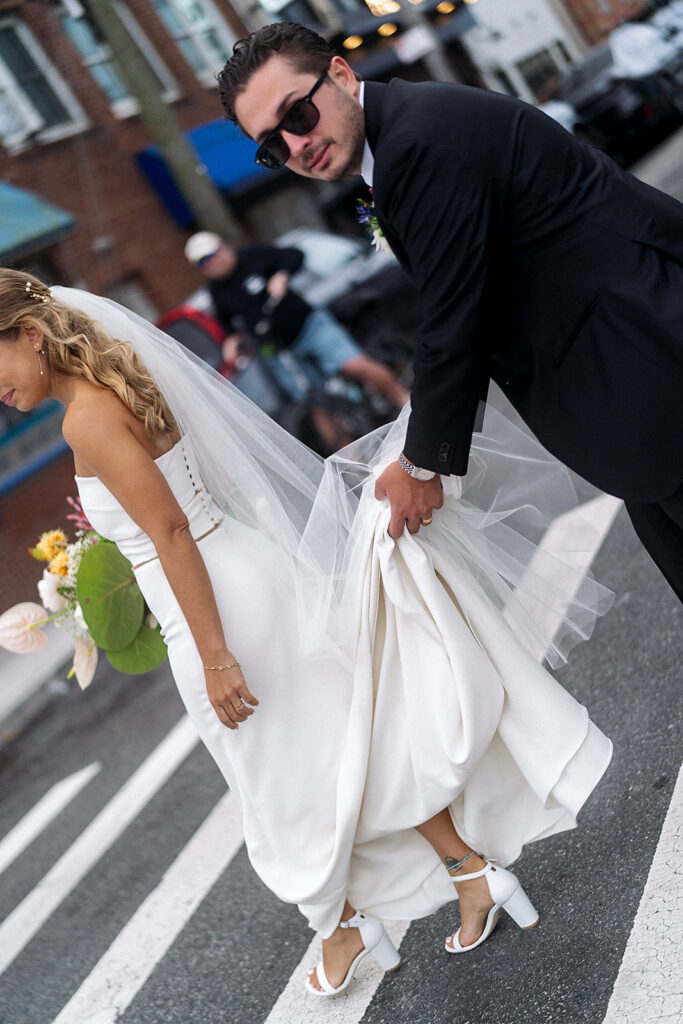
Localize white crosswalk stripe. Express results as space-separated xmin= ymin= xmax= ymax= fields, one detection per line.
xmin=50 ymin=791 xmax=244 ymax=1024
xmin=602 ymin=759 xmax=683 ymax=1024
xmin=0 ymin=762 xmax=100 ymax=878
xmin=0 ymin=714 xmax=198 ymax=976
xmin=263 ymin=920 xmax=410 ymax=1023
xmin=1 ymin=495 xmax=677 ymax=1024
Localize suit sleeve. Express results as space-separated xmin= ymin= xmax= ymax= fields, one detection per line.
xmin=264 ymin=246 xmax=305 ymax=275
xmin=381 ymin=136 xmax=497 ymax=476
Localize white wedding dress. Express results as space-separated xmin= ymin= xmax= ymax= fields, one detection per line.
xmin=76 ymin=436 xmax=612 ymax=939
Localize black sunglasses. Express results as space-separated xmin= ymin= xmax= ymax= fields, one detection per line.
xmin=255 ymin=71 xmax=327 ymax=170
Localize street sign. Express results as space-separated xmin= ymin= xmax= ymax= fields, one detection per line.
xmin=392 ymin=25 xmax=435 ymax=64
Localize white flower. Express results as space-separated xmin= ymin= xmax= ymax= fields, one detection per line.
xmin=73 ymin=603 xmax=88 ymax=633
xmin=0 ymin=602 xmax=49 ymax=654
xmin=37 ymin=569 xmax=68 ymax=613
xmin=72 ymin=635 xmax=98 ymax=690
xmin=371 ymin=229 xmax=394 ymax=255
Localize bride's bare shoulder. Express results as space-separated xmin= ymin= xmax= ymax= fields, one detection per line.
xmin=63 ymin=384 xmax=177 ymax=476
xmin=62 ymin=384 xmax=126 ymax=443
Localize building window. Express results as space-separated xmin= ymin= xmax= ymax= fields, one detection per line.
xmin=491 ymin=67 xmax=518 ymax=97
xmin=516 ymin=47 xmax=563 ymax=102
xmin=0 ymin=19 xmax=87 ymax=150
xmin=58 ymin=2 xmax=180 ymax=117
xmin=150 ymin=0 xmax=236 ymax=84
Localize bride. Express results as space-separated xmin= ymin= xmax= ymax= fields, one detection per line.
xmin=0 ymin=269 xmax=613 ymax=997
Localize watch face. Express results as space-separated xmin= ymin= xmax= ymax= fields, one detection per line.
xmin=415 ymin=467 xmax=435 ymax=481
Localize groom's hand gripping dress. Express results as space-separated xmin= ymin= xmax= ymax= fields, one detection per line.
xmin=375 ymin=462 xmax=443 ymax=538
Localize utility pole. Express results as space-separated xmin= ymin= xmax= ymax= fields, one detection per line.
xmin=398 ymin=0 xmax=458 ymax=83
xmin=85 ymin=0 xmax=245 ymax=242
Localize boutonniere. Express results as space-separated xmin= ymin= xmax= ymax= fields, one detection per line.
xmin=356 ymin=198 xmax=393 ymax=255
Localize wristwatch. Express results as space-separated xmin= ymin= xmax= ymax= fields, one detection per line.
xmin=398 ymin=452 xmax=436 ymax=482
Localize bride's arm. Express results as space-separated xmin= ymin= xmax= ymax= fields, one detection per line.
xmin=63 ymin=406 xmax=258 ymax=730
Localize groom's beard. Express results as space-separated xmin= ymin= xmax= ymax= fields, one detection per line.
xmin=316 ymin=91 xmax=365 ymax=182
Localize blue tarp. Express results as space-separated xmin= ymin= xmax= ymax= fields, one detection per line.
xmin=0 ymin=182 xmax=75 ymax=262
xmin=136 ymin=119 xmax=272 ymax=227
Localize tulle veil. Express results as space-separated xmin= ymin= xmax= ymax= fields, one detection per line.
xmin=53 ymin=285 xmax=613 ymax=669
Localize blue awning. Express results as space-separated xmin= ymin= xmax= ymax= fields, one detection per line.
xmin=0 ymin=182 xmax=75 ymax=262
xmin=136 ymin=119 xmax=273 ymax=228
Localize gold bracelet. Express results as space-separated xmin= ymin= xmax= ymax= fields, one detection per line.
xmin=203 ymin=661 xmax=240 ymax=671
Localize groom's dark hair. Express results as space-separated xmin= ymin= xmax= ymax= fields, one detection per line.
xmin=218 ymin=23 xmax=335 ymax=126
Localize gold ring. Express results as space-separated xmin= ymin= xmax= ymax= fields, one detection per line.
xmin=233 ymin=701 xmax=246 ymax=711
xmin=420 ymin=516 xmax=433 ymax=525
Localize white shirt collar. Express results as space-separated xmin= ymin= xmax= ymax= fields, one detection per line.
xmin=359 ymin=81 xmax=374 ymax=189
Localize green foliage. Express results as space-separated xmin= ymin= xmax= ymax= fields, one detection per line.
xmin=106 ymin=624 xmax=168 ymax=675
xmin=76 ymin=540 xmax=144 ymax=651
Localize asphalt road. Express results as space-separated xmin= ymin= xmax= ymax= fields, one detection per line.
xmin=0 ymin=496 xmax=681 ymax=1024
xmin=1 ymin=131 xmax=682 ymax=1024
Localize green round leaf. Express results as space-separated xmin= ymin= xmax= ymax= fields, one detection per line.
xmin=77 ymin=540 xmax=144 ymax=651
xmin=106 ymin=624 xmax=168 ymax=674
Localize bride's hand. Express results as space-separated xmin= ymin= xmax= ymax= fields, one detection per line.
xmin=204 ymin=664 xmax=259 ymax=729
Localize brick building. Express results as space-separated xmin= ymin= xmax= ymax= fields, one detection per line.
xmin=0 ymin=0 xmax=257 ymax=315
xmin=0 ymin=0 xmax=486 ymax=317
xmin=556 ymin=0 xmax=650 ymax=44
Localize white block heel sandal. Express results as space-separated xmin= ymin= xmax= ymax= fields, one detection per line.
xmin=305 ymin=911 xmax=401 ymax=996
xmin=445 ymin=862 xmax=540 ymax=954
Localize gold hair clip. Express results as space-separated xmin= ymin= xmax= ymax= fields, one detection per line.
xmin=25 ymin=280 xmax=51 ymax=303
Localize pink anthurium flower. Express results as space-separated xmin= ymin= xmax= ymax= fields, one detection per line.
xmin=0 ymin=602 xmax=50 ymax=653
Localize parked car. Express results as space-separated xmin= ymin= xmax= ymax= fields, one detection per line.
xmin=557 ymin=22 xmax=683 ymax=164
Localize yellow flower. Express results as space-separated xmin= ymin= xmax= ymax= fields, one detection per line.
xmin=30 ymin=529 xmax=67 ymax=562
xmin=48 ymin=550 xmax=70 ymax=577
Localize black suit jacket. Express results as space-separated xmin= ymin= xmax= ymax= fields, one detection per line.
xmin=364 ymin=80 xmax=683 ymax=502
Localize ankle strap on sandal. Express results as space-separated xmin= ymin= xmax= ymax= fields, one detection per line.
xmin=340 ymin=911 xmax=366 ymax=930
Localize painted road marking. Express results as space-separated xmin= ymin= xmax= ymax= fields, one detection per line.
xmin=602 ymin=759 xmax=683 ymax=1024
xmin=0 ymin=714 xmax=198 ymax=976
xmin=504 ymin=494 xmax=623 ymax=662
xmin=50 ymin=791 xmax=244 ymax=1024
xmin=4 ymin=494 xmax=638 ymax=1022
xmin=0 ymin=763 xmax=100 ymax=877
xmin=264 ymin=920 xmax=410 ymax=1023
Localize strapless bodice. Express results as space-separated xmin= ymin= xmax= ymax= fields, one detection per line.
xmin=75 ymin=438 xmax=223 ymax=568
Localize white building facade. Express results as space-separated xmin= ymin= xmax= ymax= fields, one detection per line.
xmin=463 ymin=0 xmax=585 ymax=103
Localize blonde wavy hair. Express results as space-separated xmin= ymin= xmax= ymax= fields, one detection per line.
xmin=0 ymin=268 xmax=177 ymax=443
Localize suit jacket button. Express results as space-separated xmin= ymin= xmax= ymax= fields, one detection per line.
xmin=438 ymin=442 xmax=450 ymax=462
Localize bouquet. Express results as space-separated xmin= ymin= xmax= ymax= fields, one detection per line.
xmin=0 ymin=498 xmax=167 ymax=689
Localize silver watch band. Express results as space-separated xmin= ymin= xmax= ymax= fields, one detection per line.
xmin=398 ymin=452 xmax=436 ymax=481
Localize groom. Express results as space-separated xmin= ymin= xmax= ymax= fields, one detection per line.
xmin=218 ymin=23 xmax=683 ymax=601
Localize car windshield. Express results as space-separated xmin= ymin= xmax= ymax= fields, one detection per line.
xmin=276 ymin=230 xmax=362 ymax=278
